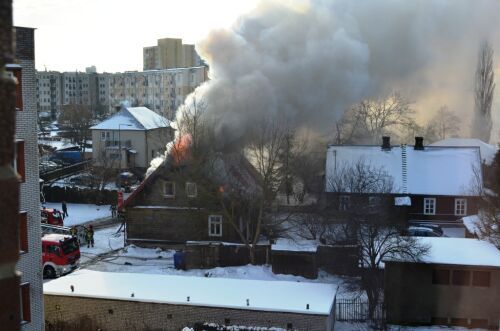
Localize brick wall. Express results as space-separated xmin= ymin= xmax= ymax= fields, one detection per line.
xmin=14 ymin=26 xmax=44 ymax=331
xmin=45 ymin=295 xmax=331 ymax=331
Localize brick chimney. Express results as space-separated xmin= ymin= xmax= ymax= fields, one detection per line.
xmin=414 ymin=137 xmax=424 ymax=150
xmin=381 ymin=136 xmax=391 ymax=150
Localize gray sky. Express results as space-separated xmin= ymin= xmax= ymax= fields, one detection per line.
xmin=13 ymin=0 xmax=258 ymax=72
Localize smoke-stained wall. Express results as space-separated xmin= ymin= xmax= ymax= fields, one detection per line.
xmin=178 ymin=0 xmax=500 ymax=147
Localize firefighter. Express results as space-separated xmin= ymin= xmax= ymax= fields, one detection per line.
xmin=70 ymin=225 xmax=77 ymax=237
xmin=86 ymin=225 xmax=94 ymax=248
xmin=61 ymin=201 xmax=68 ymax=219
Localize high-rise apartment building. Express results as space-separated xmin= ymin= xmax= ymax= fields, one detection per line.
xmin=143 ymin=37 xmax=202 ymax=70
xmin=10 ymin=26 xmax=44 ymax=331
xmin=36 ymin=71 xmax=62 ymax=119
xmin=107 ymin=66 xmax=208 ymax=119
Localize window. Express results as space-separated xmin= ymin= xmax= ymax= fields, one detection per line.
xmin=13 ymin=140 xmax=25 ymax=182
xmin=472 ymin=271 xmax=490 ymax=287
xmin=423 ymin=198 xmax=436 ymax=215
xmin=451 ymin=270 xmax=470 ymax=286
xmin=100 ymin=131 xmax=106 ymax=141
xmin=208 ymin=215 xmax=222 ymax=237
xmin=454 ymin=198 xmax=467 ymax=216
xmin=432 ymin=269 xmax=450 ymax=285
xmin=6 ymin=66 xmax=23 ymax=111
xmin=19 ymin=212 xmax=28 ymax=253
xmin=164 ymin=181 xmax=175 ymax=197
xmin=339 ymin=195 xmax=350 ymax=211
xmin=368 ymin=196 xmax=382 ymax=208
xmin=20 ymin=283 xmax=30 ymax=324
xmin=186 ymin=182 xmax=197 ymax=198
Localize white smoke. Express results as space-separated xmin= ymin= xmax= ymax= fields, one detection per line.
xmin=176 ymin=0 xmax=500 ymax=148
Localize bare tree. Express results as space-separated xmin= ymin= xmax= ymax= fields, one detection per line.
xmin=59 ymin=104 xmax=93 ymax=154
xmin=335 ymin=93 xmax=415 ymax=144
xmin=472 ymin=41 xmax=495 ymax=142
xmin=424 ymin=106 xmax=461 ymax=143
xmin=325 ymin=160 xmax=429 ymax=321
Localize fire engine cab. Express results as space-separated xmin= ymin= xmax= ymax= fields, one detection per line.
xmin=42 ymin=234 xmax=80 ymax=278
xmin=41 ymin=207 xmax=64 ymax=226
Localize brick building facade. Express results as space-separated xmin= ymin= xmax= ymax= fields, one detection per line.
xmin=13 ymin=26 xmax=44 ymax=331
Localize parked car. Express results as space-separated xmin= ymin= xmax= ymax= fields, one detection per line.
xmin=411 ymin=223 xmax=444 ymax=236
xmin=41 ymin=207 xmax=64 ymax=226
xmin=42 ymin=233 xmax=80 ymax=278
xmin=405 ymin=226 xmax=443 ymax=237
xmin=68 ymin=173 xmax=94 ymax=186
xmin=39 ymin=160 xmax=59 ymax=172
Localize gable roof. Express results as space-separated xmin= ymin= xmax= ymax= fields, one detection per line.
xmin=325 ymin=145 xmax=482 ymax=196
xmin=90 ymin=107 xmax=171 ymax=131
xmin=430 ymin=138 xmax=498 ymax=165
xmin=384 ymin=237 xmax=500 ymax=268
xmin=122 ymin=153 xmax=262 ymax=209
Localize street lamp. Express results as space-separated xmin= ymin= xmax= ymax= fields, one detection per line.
xmin=118 ymin=123 xmax=133 ymax=170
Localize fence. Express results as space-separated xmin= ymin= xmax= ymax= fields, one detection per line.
xmin=335 ymin=298 xmax=385 ymax=322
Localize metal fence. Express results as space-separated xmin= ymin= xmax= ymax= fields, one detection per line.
xmin=335 ymin=298 xmax=385 ymax=322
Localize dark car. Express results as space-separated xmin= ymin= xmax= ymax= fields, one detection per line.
xmin=405 ymin=226 xmax=443 ymax=237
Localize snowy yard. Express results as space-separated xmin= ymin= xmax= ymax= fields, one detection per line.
xmin=76 ymin=225 xmax=354 ymax=297
xmin=43 ymin=202 xmax=111 ymax=226
xmin=335 ymin=323 xmax=487 ymax=331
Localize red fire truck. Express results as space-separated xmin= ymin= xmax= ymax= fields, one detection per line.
xmin=41 ymin=207 xmax=64 ymax=226
xmin=42 ymin=233 xmax=80 ymax=278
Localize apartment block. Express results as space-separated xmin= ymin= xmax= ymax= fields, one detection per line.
xmin=36 ymin=71 xmax=62 ymax=119
xmin=12 ymin=26 xmax=45 ymax=331
xmin=107 ymin=66 xmax=208 ymax=119
xmin=143 ymin=37 xmax=202 ymax=70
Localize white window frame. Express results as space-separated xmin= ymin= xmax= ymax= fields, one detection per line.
xmin=186 ymin=182 xmax=197 ymax=198
xmin=454 ymin=198 xmax=467 ymax=216
xmin=423 ymin=198 xmax=436 ymax=215
xmin=208 ymin=215 xmax=222 ymax=237
xmin=164 ymin=181 xmax=175 ymax=198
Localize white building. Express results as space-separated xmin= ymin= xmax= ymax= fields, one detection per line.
xmin=90 ymin=106 xmax=174 ymax=169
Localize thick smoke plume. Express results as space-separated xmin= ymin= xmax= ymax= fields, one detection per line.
xmin=176 ymin=0 xmax=500 ymax=149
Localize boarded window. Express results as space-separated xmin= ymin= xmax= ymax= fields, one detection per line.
xmin=164 ymin=181 xmax=175 ymax=197
xmin=19 ymin=211 xmax=28 ymax=253
xmin=432 ymin=269 xmax=450 ymax=285
xmin=472 ymin=271 xmax=490 ymax=287
xmin=186 ymin=182 xmax=197 ymax=198
xmin=20 ymin=283 xmax=30 ymax=323
xmin=339 ymin=195 xmax=350 ymax=211
xmin=451 ymin=270 xmax=470 ymax=286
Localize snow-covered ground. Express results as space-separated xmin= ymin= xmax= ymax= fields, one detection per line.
xmin=43 ymin=202 xmax=111 ymax=226
xmin=76 ymin=225 xmax=354 ymax=297
xmin=336 ymin=323 xmax=487 ymax=331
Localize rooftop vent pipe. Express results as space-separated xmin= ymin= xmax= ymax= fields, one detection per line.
xmin=414 ymin=137 xmax=424 ymax=150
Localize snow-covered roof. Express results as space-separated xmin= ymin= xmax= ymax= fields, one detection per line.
xmin=90 ymin=107 xmax=171 ymax=131
xmin=430 ymin=138 xmax=498 ymax=165
xmin=462 ymin=215 xmax=481 ymax=235
xmin=325 ymin=145 xmax=482 ymax=196
xmin=385 ymin=237 xmax=500 ymax=268
xmin=271 ymin=239 xmax=319 ymax=252
xmin=44 ymin=270 xmax=337 ymax=315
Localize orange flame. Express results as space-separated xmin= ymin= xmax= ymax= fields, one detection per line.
xmin=171 ymin=134 xmax=192 ymax=165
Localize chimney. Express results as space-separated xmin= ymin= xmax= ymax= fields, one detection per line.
xmin=381 ymin=136 xmax=391 ymax=150
xmin=414 ymin=137 xmax=424 ymax=150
